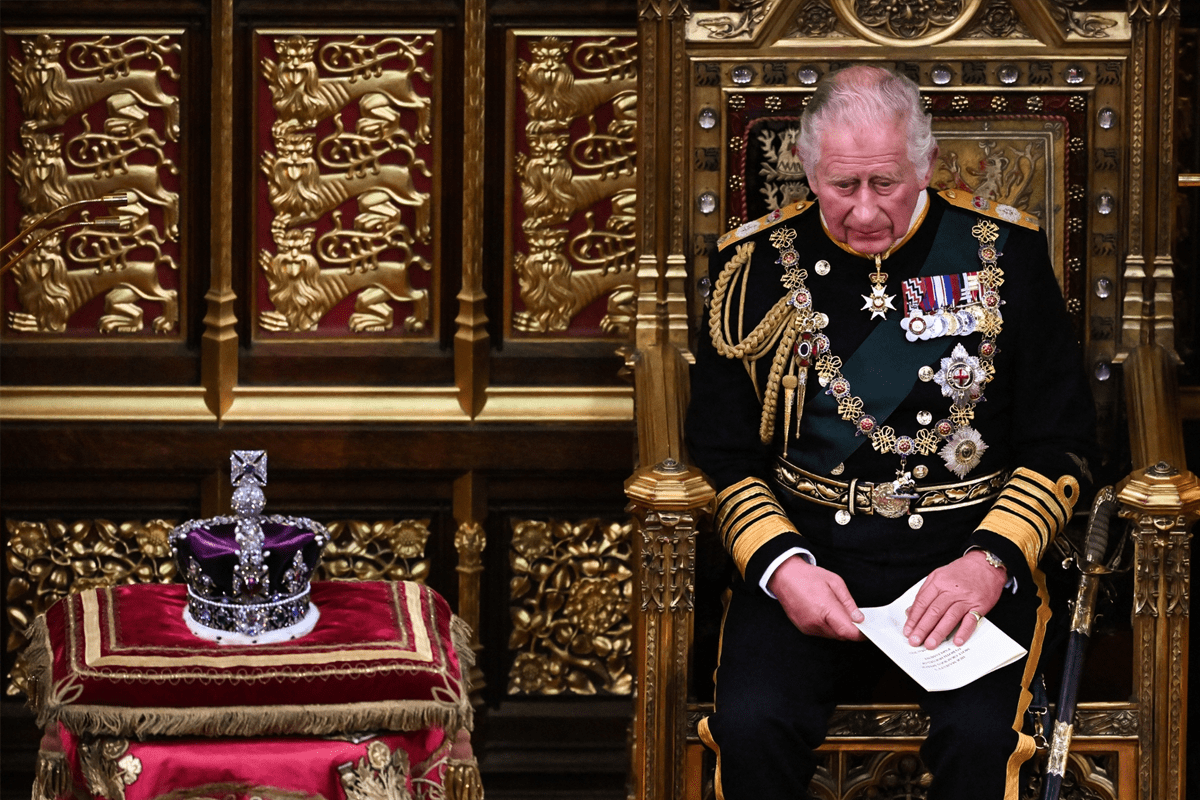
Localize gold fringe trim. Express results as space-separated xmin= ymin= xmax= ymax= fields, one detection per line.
xmin=33 ymin=750 xmax=72 ymax=800
xmin=26 ymin=607 xmax=476 ymax=739
xmin=451 ymin=614 xmax=477 ymax=672
xmin=444 ymin=759 xmax=484 ymax=800
xmin=47 ymin=699 xmax=471 ymax=741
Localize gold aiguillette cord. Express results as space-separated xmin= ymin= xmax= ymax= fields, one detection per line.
xmin=781 ymin=316 xmax=810 ymax=458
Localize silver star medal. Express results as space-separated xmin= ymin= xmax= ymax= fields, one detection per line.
xmin=933 ymin=343 xmax=986 ymax=403
xmin=861 ymin=284 xmax=897 ymax=320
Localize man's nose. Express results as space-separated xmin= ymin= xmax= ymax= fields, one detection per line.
xmin=849 ymin=188 xmax=879 ymax=222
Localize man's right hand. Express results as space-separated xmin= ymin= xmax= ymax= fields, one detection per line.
xmin=767 ymin=556 xmax=866 ymax=640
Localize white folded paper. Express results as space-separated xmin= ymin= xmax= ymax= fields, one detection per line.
xmin=854 ymin=579 xmax=1027 ymax=692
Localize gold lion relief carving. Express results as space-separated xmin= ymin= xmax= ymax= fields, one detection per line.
xmin=10 ymin=130 xmax=181 ymax=241
xmin=10 ymin=33 xmax=180 ymax=139
xmin=8 ymin=224 xmax=178 ymax=334
xmin=259 ymin=222 xmax=429 ymax=333
xmin=256 ymin=31 xmax=436 ymax=335
xmin=262 ymin=120 xmax=431 ymax=240
xmin=262 ymin=34 xmax=433 ymax=142
xmin=4 ymin=33 xmax=182 ymax=335
xmin=7 ymin=129 xmax=179 ymax=334
xmin=512 ymin=36 xmax=638 ymax=335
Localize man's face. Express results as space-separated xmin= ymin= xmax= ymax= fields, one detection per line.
xmin=807 ymin=119 xmax=933 ymax=254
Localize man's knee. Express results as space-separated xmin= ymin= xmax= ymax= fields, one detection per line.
xmin=708 ymin=689 xmax=829 ymax=754
xmin=923 ymin=713 xmax=1021 ymax=766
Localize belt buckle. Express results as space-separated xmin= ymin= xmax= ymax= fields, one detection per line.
xmin=871 ymin=483 xmax=910 ymax=518
xmin=870 ymin=471 xmax=918 ymax=519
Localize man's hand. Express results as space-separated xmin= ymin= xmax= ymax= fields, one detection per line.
xmin=767 ymin=556 xmax=865 ymax=641
xmin=903 ymin=551 xmax=1007 ymax=649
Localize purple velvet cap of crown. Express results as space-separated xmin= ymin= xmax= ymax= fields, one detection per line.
xmin=172 ymin=518 xmax=324 ymax=598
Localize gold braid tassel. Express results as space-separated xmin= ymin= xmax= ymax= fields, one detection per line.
xmin=444 ymin=759 xmax=484 ymax=800
xmin=33 ymin=750 xmax=72 ymax=800
xmin=794 ymin=367 xmax=807 ymax=440
xmin=782 ymin=374 xmax=796 ymax=458
xmin=759 ymin=317 xmax=800 ymax=444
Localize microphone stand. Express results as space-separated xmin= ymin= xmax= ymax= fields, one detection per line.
xmin=1 ymin=192 xmax=136 ymax=277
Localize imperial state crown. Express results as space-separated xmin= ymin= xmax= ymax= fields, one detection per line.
xmin=170 ymin=450 xmax=330 ymax=643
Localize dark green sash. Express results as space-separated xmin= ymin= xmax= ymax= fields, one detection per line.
xmin=798 ymin=209 xmax=1009 ymax=474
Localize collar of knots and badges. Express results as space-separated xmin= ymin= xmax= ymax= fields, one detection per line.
xmin=769 ymin=218 xmax=1006 ymax=528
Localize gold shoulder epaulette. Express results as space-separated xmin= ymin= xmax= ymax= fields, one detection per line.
xmin=938 ymin=189 xmax=1040 ymax=230
xmin=717 ymin=199 xmax=814 ymax=251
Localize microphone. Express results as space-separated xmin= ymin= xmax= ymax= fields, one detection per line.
xmin=1 ymin=194 xmax=137 ymax=277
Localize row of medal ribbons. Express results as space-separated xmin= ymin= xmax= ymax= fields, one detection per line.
xmin=899 ymin=271 xmax=996 ymax=342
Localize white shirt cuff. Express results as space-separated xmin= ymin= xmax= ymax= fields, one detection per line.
xmin=759 ymin=547 xmax=815 ymax=598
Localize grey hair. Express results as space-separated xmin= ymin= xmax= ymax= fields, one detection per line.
xmin=797 ymin=65 xmax=937 ymax=178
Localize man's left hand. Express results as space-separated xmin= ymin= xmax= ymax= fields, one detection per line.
xmin=903 ymin=551 xmax=1007 ymax=649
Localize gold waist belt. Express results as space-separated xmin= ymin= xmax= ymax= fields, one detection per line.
xmin=774 ymin=456 xmax=1008 ymax=524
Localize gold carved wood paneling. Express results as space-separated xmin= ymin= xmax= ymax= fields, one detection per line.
xmin=506 ymin=31 xmax=638 ymax=337
xmin=455 ymin=0 xmax=489 ymax=418
xmin=684 ymin=737 xmax=1134 ymax=800
xmin=2 ymin=30 xmax=183 ymax=336
xmin=507 ymin=517 xmax=634 ymax=695
xmin=318 ymin=519 xmax=433 ymax=584
xmin=3 ymin=518 xmax=177 ymax=696
xmin=254 ymin=30 xmax=439 ymax=338
xmin=829 ymin=0 xmax=985 ymax=46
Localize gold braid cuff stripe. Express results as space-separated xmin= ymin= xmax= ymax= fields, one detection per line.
xmin=773 ymin=459 xmax=1009 ymax=516
xmin=974 ymin=467 xmax=1080 ymax=569
xmin=715 ymin=478 xmax=797 ymax=575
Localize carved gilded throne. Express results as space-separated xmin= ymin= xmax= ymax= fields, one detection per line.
xmin=625 ymin=2 xmax=1196 ymax=800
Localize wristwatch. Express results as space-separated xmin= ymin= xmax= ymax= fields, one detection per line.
xmin=977 ymin=549 xmax=1006 ymax=571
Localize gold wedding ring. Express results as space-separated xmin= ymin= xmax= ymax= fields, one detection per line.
xmin=969 ymin=611 xmax=983 ymax=623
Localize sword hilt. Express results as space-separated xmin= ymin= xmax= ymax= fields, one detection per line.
xmin=1045 ymin=486 xmax=1121 ymax=800
xmin=1082 ymin=486 xmax=1117 ymax=572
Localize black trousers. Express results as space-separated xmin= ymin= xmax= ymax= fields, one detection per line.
xmin=699 ymin=562 xmax=1050 ymax=800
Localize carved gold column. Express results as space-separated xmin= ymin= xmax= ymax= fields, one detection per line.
xmin=1149 ymin=1 xmax=1181 ymax=355
xmin=202 ymin=0 xmax=238 ymax=417
xmin=1119 ymin=341 xmax=1196 ymax=800
xmin=455 ymin=0 xmax=489 ymax=417
xmin=1119 ymin=461 xmax=1198 ymax=800
xmin=627 ymin=459 xmax=713 ymax=800
xmin=631 ymin=0 xmax=692 ymax=466
xmin=1118 ymin=0 xmax=1181 ymax=361
xmin=454 ymin=471 xmax=487 ymax=706
xmin=630 ymin=3 xmax=699 ymax=800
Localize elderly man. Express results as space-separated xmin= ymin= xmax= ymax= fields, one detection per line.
xmin=686 ymin=65 xmax=1095 ymax=799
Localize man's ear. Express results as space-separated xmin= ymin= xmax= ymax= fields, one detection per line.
xmin=921 ymin=146 xmax=939 ymax=187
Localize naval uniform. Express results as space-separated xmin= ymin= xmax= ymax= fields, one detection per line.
xmin=685 ymin=189 xmax=1096 ymax=800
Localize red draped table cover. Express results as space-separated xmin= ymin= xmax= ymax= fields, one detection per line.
xmin=25 ymin=581 xmax=481 ymax=800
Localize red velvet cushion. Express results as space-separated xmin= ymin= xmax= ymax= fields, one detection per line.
xmin=29 ymin=581 xmax=472 ymax=739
